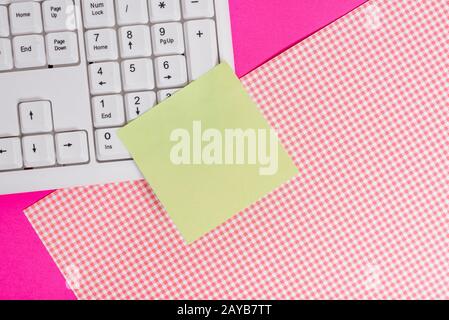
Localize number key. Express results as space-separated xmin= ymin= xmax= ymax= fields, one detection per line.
xmin=92 ymin=95 xmax=125 ymax=128
xmin=88 ymin=61 xmax=122 ymax=94
xmin=95 ymin=128 xmax=130 ymax=161
xmin=121 ymin=58 xmax=155 ymax=91
xmin=157 ymin=88 xmax=179 ymax=102
xmin=154 ymin=55 xmax=187 ymax=88
xmin=85 ymin=29 xmax=118 ymax=62
xmin=118 ymin=25 xmax=152 ymax=58
xmin=151 ymin=22 xmax=184 ymax=56
xmin=124 ymin=91 xmax=156 ymax=122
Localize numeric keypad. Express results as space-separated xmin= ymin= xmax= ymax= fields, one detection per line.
xmin=80 ymin=0 xmax=221 ymax=162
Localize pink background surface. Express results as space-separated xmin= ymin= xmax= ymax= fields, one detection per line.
xmin=0 ymin=0 xmax=366 ymax=300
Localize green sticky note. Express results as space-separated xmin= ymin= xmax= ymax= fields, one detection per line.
xmin=118 ymin=63 xmax=298 ymax=243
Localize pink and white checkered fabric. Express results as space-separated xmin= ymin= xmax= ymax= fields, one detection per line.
xmin=25 ymin=0 xmax=449 ymax=299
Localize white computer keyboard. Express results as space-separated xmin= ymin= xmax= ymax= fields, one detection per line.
xmin=0 ymin=0 xmax=234 ymax=195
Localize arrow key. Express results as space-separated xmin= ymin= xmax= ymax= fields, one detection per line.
xmin=22 ymin=134 xmax=56 ymax=168
xmin=55 ymin=131 xmax=89 ymax=165
xmin=0 ymin=137 xmax=23 ymax=171
xmin=19 ymin=101 xmax=53 ymax=134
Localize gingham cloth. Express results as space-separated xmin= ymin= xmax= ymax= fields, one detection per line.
xmin=25 ymin=0 xmax=449 ymax=299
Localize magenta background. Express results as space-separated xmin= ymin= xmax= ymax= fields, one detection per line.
xmin=0 ymin=0 xmax=366 ymax=300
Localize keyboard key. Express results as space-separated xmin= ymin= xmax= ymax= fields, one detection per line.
xmin=85 ymin=28 xmax=118 ymax=62
xmin=148 ymin=0 xmax=181 ymax=23
xmin=0 ymin=5 xmax=9 ymax=37
xmin=13 ymin=35 xmax=47 ymax=68
xmin=118 ymin=25 xmax=152 ymax=58
xmin=92 ymin=94 xmax=125 ymax=128
xmin=116 ymin=0 xmax=149 ymax=25
xmin=46 ymin=32 xmax=79 ymax=65
xmin=181 ymin=0 xmax=214 ymax=19
xmin=154 ymin=55 xmax=187 ymax=88
xmin=43 ymin=0 xmax=77 ymax=32
xmin=184 ymin=19 xmax=218 ymax=80
xmin=82 ymin=0 xmax=115 ymax=29
xmin=157 ymin=88 xmax=179 ymax=102
xmin=0 ymin=137 xmax=22 ymax=171
xmin=9 ymin=2 xmax=43 ymax=35
xmin=19 ymin=101 xmax=53 ymax=134
xmin=22 ymin=134 xmax=56 ymax=168
xmin=88 ymin=61 xmax=122 ymax=94
xmin=151 ymin=22 xmax=184 ymax=56
xmin=121 ymin=58 xmax=155 ymax=91
xmin=125 ymin=91 xmax=156 ymax=122
xmin=95 ymin=128 xmax=130 ymax=161
xmin=55 ymin=131 xmax=90 ymax=165
xmin=0 ymin=38 xmax=13 ymax=71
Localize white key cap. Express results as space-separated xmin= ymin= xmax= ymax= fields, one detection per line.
xmin=184 ymin=19 xmax=218 ymax=80
xmin=9 ymin=2 xmax=43 ymax=35
xmin=85 ymin=28 xmax=118 ymax=62
xmin=92 ymin=94 xmax=125 ymax=127
xmin=125 ymin=91 xmax=156 ymax=122
xmin=82 ymin=0 xmax=115 ymax=29
xmin=55 ymin=131 xmax=89 ymax=165
xmin=95 ymin=128 xmax=130 ymax=161
xmin=154 ymin=55 xmax=187 ymax=88
xmin=88 ymin=61 xmax=122 ymax=94
xmin=0 ymin=138 xmax=22 ymax=171
xmin=43 ymin=0 xmax=77 ymax=32
xmin=0 ymin=38 xmax=13 ymax=71
xmin=181 ymin=0 xmax=214 ymax=19
xmin=118 ymin=25 xmax=151 ymax=58
xmin=22 ymin=134 xmax=56 ymax=168
xmin=148 ymin=0 xmax=181 ymax=22
xmin=19 ymin=101 xmax=53 ymax=134
xmin=46 ymin=32 xmax=79 ymax=65
xmin=0 ymin=6 xmax=9 ymax=37
xmin=157 ymin=88 xmax=179 ymax=102
xmin=13 ymin=35 xmax=47 ymax=68
xmin=121 ymin=58 xmax=155 ymax=91
xmin=151 ymin=22 xmax=184 ymax=56
xmin=116 ymin=0 xmax=148 ymax=25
